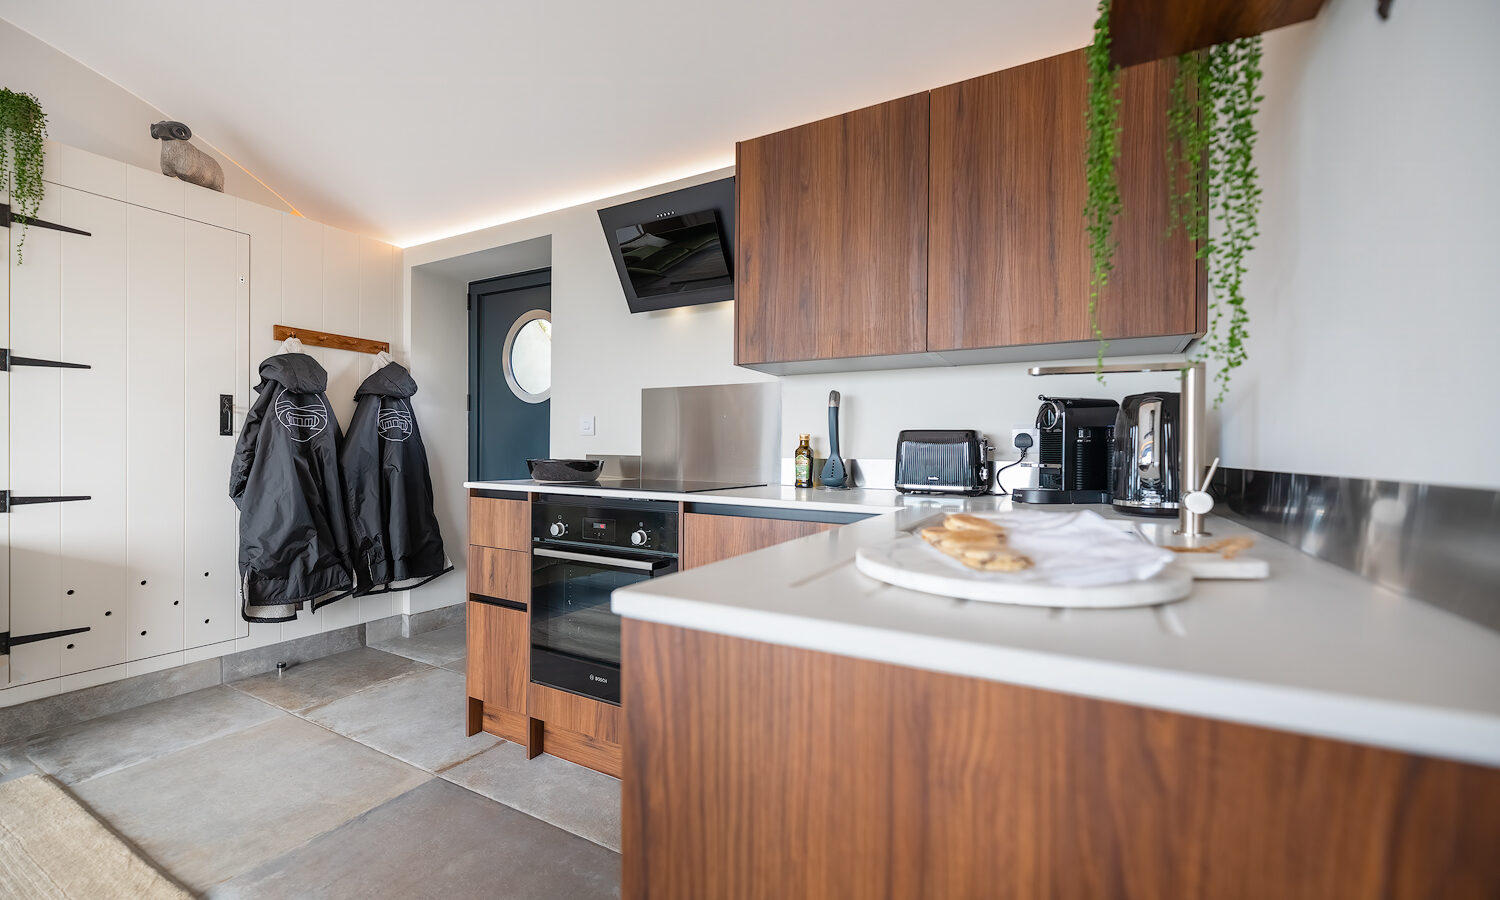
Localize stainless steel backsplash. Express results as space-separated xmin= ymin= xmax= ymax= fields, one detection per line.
xmin=1212 ymin=467 xmax=1500 ymax=634
xmin=640 ymin=383 xmax=781 ymax=485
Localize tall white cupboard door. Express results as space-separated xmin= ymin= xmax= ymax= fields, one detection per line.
xmin=7 ymin=190 xmax=66 ymax=686
xmin=0 ymin=191 xmax=8 ymax=684
xmin=125 ymin=205 xmax=186 ymax=661
xmin=182 ymin=223 xmax=245 ymax=649
xmin=59 ymin=187 xmax=129 ymax=675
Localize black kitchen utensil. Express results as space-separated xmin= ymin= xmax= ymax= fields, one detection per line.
xmin=820 ymin=391 xmax=847 ymax=489
xmin=526 ymin=459 xmax=604 ymax=483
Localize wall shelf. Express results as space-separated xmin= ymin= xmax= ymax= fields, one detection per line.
xmin=1107 ymin=0 xmax=1329 ymax=68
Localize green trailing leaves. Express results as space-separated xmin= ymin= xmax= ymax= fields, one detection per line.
xmin=1166 ymin=39 xmax=1264 ymax=406
xmin=1084 ymin=0 xmax=1122 ymax=380
xmin=0 ymin=88 xmax=48 ymax=265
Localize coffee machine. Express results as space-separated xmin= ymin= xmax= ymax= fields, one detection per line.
xmin=1012 ymin=396 xmax=1118 ymax=505
xmin=1110 ymin=392 xmax=1182 ymax=517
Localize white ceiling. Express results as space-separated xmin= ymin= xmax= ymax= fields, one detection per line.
xmin=0 ymin=1 xmax=1093 ymax=246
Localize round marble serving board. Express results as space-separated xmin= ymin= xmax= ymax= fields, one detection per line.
xmin=854 ymin=535 xmax=1194 ymax=608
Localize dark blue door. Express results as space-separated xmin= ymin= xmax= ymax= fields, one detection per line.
xmin=469 ymin=270 xmax=551 ymax=480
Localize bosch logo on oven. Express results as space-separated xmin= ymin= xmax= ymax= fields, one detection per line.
xmin=589 ymin=674 xmax=609 ymax=684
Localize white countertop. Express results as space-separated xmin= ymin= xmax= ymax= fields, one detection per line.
xmin=464 ymin=479 xmax=913 ymax=515
xmin=467 ymin=478 xmax=1500 ymax=767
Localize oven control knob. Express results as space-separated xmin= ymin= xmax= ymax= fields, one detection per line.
xmin=549 ymin=521 xmax=568 ymax=537
xmin=630 ymin=528 xmax=650 ymax=547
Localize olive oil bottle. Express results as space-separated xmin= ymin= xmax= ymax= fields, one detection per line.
xmin=794 ymin=434 xmax=813 ymax=488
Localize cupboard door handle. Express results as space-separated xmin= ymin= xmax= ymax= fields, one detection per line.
xmin=220 ymin=394 xmax=234 ymax=435
xmin=0 ymin=348 xmax=91 ymax=372
xmin=0 ymin=626 xmax=91 ymax=655
xmin=0 ymin=203 xmax=92 ymax=237
xmin=0 ymin=491 xmax=92 ymax=513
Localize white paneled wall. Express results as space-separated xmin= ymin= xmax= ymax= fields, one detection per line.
xmin=1 ymin=143 xmax=404 ymax=702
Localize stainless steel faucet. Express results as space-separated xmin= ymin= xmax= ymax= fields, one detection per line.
xmin=1027 ymin=361 xmax=1211 ymax=538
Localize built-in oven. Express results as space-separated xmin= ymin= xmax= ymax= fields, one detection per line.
xmin=530 ymin=495 xmax=679 ymax=705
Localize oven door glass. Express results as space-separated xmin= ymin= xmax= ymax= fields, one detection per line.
xmin=530 ymin=548 xmax=674 ymax=703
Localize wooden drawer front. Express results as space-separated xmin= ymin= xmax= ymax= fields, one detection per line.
xmin=469 ymin=496 xmax=530 ymax=550
xmin=467 ymin=545 xmax=529 ymax=604
xmin=682 ymin=512 xmax=836 ymax=570
xmin=467 ymin=599 xmax=528 ymax=713
xmin=529 ymin=682 xmax=620 ymax=744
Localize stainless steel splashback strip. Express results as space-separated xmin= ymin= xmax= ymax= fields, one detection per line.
xmin=1211 ymin=467 xmax=1500 ymax=634
xmin=640 ymin=383 xmax=781 ymax=485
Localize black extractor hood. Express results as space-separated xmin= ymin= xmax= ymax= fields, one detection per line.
xmin=597 ymin=176 xmax=734 ymax=314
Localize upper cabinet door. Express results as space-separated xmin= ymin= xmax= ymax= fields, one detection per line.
xmin=928 ymin=50 xmax=1202 ymax=351
xmin=735 ymin=93 xmax=930 ymax=366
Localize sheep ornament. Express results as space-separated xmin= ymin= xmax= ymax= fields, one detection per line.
xmin=149 ymin=120 xmax=224 ymax=192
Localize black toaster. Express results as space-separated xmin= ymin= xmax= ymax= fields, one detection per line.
xmin=894 ymin=430 xmax=991 ymax=495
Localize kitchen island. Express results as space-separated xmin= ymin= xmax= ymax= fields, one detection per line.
xmin=604 ymin=491 xmax=1500 ymax=900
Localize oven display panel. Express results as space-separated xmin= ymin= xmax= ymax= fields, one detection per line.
xmin=582 ymin=517 xmax=616 ymax=542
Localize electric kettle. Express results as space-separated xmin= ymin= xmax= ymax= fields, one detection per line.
xmin=1111 ymin=392 xmax=1182 ymax=517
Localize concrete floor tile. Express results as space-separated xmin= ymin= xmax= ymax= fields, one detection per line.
xmin=72 ymin=715 xmax=431 ymax=891
xmin=442 ymin=741 xmax=622 ymax=851
xmin=304 ymin=667 xmax=499 ymax=772
xmin=0 ymin=740 xmax=39 ymax=784
xmin=227 ymin=646 xmax=430 ymax=712
xmin=369 ymin=622 xmax=467 ymax=667
xmin=212 ymin=779 xmax=619 ymax=900
xmin=23 ymin=685 xmax=284 ymax=785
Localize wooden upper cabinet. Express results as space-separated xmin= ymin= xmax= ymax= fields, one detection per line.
xmin=927 ymin=50 xmax=1203 ymax=352
xmin=735 ymin=93 xmax=929 ymax=367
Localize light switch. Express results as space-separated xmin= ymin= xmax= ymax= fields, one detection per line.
xmin=579 ymin=415 xmax=596 ymax=437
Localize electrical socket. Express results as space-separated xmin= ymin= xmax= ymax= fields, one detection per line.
xmin=578 ymin=415 xmax=596 ymax=437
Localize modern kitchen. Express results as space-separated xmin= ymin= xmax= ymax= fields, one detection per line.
xmin=1 ymin=1 xmax=1498 ymax=898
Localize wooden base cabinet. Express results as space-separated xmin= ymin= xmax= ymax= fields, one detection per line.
xmin=464 ymin=491 xmax=623 ymax=777
xmin=681 ymin=512 xmax=837 ymax=570
xmin=622 ymin=620 xmax=1500 ymax=900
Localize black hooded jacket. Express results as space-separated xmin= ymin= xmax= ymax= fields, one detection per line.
xmin=340 ymin=362 xmax=450 ymax=596
xmin=230 ymin=353 xmax=355 ymax=622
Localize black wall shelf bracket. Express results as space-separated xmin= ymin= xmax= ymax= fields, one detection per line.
xmin=0 ymin=349 xmax=91 ymax=372
xmin=0 ymin=203 xmax=92 ymax=237
xmin=0 ymin=492 xmax=92 ymax=514
xmin=0 ymin=626 xmax=92 ymax=656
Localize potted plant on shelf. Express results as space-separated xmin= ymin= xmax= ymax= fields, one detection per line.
xmin=0 ymin=88 xmax=48 ymax=264
xmin=1084 ymin=0 xmax=1264 ymax=406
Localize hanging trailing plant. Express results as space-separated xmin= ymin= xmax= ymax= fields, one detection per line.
xmin=1166 ymin=39 xmax=1265 ymax=406
xmin=1083 ymin=0 xmax=1122 ymax=379
xmin=0 ymin=88 xmax=48 ymax=264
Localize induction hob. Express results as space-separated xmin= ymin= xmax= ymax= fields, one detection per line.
xmin=536 ymin=478 xmax=766 ymax=494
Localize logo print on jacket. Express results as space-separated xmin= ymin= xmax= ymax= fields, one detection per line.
xmin=378 ymin=403 xmax=413 ymax=442
xmin=275 ymin=389 xmax=329 ymax=442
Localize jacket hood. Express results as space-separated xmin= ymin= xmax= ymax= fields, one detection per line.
xmin=258 ymin=353 xmax=328 ymax=393
xmin=355 ymin=362 xmax=417 ymax=399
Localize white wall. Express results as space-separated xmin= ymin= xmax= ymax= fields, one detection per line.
xmin=1216 ymin=0 xmax=1499 ymax=489
xmin=0 ymin=18 xmax=287 ymax=212
xmin=404 ymin=267 xmax=471 ymax=615
xmin=410 ymin=0 xmax=1499 ymax=493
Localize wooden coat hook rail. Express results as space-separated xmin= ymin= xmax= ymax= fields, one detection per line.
xmin=273 ymin=325 xmax=390 ymax=355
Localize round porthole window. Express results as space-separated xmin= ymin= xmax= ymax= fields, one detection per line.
xmin=503 ymin=310 xmax=551 ymax=404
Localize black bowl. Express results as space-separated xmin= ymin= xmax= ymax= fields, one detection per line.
xmin=526 ymin=458 xmax=604 ymax=484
